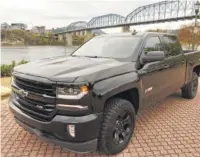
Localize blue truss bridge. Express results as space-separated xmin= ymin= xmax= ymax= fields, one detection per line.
xmin=54 ymin=0 xmax=197 ymax=35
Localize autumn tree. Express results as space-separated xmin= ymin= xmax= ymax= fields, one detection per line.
xmin=178 ymin=23 xmax=200 ymax=49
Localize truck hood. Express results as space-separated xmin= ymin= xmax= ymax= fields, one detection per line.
xmin=14 ymin=56 xmax=136 ymax=84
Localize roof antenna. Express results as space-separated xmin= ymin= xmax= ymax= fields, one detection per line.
xmin=132 ymin=29 xmax=137 ymax=35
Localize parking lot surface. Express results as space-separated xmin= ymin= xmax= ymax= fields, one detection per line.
xmin=1 ymin=83 xmax=200 ymax=157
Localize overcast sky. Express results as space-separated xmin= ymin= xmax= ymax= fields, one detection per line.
xmin=0 ymin=0 xmax=193 ymax=32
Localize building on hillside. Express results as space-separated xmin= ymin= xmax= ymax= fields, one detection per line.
xmin=45 ymin=29 xmax=53 ymax=36
xmin=11 ymin=23 xmax=27 ymax=30
xmin=31 ymin=26 xmax=45 ymax=34
xmin=1 ymin=23 xmax=10 ymax=30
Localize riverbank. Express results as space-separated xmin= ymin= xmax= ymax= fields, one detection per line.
xmin=1 ymin=29 xmax=66 ymax=46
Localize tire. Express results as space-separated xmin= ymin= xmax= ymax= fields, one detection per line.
xmin=182 ymin=72 xmax=198 ymax=99
xmin=98 ymin=98 xmax=136 ymax=155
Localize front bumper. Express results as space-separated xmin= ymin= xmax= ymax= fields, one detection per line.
xmin=9 ymin=100 xmax=103 ymax=153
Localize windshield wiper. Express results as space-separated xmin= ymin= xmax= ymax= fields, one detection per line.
xmin=84 ymin=56 xmax=98 ymax=58
xmin=83 ymin=56 xmax=113 ymax=59
xmin=71 ymin=55 xmax=112 ymax=59
xmin=72 ymin=55 xmax=98 ymax=58
xmin=71 ymin=54 xmax=78 ymax=57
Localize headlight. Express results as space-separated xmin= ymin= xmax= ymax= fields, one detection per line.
xmin=57 ymin=87 xmax=81 ymax=95
xmin=56 ymin=85 xmax=89 ymax=111
xmin=56 ymin=85 xmax=88 ymax=99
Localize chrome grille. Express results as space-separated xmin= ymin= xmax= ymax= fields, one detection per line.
xmin=14 ymin=76 xmax=55 ymax=96
xmin=13 ymin=76 xmax=56 ymax=121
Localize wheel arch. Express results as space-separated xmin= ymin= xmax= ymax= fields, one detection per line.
xmin=91 ymin=72 xmax=143 ymax=113
xmin=105 ymin=88 xmax=140 ymax=113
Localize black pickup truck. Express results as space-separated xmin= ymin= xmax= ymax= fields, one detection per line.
xmin=9 ymin=32 xmax=200 ymax=154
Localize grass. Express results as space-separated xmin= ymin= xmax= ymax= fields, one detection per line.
xmin=1 ymin=77 xmax=11 ymax=88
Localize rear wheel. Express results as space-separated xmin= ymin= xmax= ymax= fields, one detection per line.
xmin=182 ymin=72 xmax=198 ymax=99
xmin=98 ymin=98 xmax=136 ymax=155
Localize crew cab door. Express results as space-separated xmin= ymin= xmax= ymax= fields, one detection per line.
xmin=139 ymin=35 xmax=169 ymax=107
xmin=162 ymin=35 xmax=186 ymax=92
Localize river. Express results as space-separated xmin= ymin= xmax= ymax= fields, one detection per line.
xmin=1 ymin=45 xmax=199 ymax=65
xmin=1 ymin=46 xmax=77 ymax=64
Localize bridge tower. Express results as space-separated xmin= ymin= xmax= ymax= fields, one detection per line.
xmin=58 ymin=34 xmax=64 ymax=40
xmin=84 ymin=30 xmax=93 ymax=43
xmin=66 ymin=33 xmax=72 ymax=46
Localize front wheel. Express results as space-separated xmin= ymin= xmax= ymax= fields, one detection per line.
xmin=98 ymin=98 xmax=136 ymax=155
xmin=182 ymin=72 xmax=198 ymax=99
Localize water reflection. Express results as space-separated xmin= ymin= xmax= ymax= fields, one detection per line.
xmin=1 ymin=46 xmax=77 ymax=64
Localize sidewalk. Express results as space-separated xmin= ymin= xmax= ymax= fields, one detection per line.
xmin=1 ymin=83 xmax=200 ymax=157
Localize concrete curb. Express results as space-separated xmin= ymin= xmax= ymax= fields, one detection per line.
xmin=1 ymin=86 xmax=11 ymax=98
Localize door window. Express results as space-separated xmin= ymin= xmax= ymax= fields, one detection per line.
xmin=144 ymin=36 xmax=162 ymax=52
xmin=163 ymin=36 xmax=181 ymax=57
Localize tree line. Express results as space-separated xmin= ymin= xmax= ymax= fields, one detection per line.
xmin=1 ymin=29 xmax=65 ymax=46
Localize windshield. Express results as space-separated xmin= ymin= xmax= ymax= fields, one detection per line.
xmin=72 ymin=36 xmax=140 ymax=59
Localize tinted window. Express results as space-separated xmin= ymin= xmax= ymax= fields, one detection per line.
xmin=73 ymin=36 xmax=140 ymax=59
xmin=144 ymin=36 xmax=162 ymax=52
xmin=164 ymin=36 xmax=181 ymax=57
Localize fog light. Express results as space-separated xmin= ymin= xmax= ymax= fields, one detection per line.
xmin=67 ymin=125 xmax=75 ymax=137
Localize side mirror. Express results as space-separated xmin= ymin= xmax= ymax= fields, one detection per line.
xmin=141 ymin=51 xmax=165 ymax=64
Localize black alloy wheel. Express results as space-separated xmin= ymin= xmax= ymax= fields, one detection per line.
xmin=98 ymin=98 xmax=136 ymax=155
xmin=182 ymin=72 xmax=198 ymax=99
xmin=113 ymin=111 xmax=132 ymax=145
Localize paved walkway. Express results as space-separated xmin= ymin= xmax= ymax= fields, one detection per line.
xmin=1 ymin=82 xmax=200 ymax=157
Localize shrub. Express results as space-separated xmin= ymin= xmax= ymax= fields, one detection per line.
xmin=1 ymin=60 xmax=28 ymax=77
xmin=18 ymin=60 xmax=28 ymax=65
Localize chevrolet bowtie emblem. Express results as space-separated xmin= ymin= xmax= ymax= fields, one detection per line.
xmin=36 ymin=105 xmax=43 ymax=109
xmin=18 ymin=89 xmax=29 ymax=97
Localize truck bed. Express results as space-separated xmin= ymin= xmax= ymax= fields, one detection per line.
xmin=184 ymin=50 xmax=200 ymax=64
xmin=183 ymin=50 xmax=194 ymax=53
